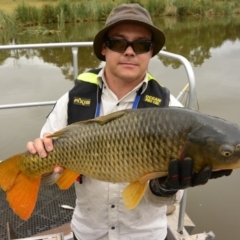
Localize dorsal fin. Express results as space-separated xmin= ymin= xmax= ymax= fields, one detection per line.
xmin=48 ymin=110 xmax=130 ymax=138
xmin=80 ymin=109 xmax=130 ymax=125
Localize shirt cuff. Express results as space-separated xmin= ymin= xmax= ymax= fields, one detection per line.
xmin=41 ymin=172 xmax=60 ymax=185
xmin=144 ymin=182 xmax=182 ymax=207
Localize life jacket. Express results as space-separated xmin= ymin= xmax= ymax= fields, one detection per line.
xmin=67 ymin=68 xmax=170 ymax=125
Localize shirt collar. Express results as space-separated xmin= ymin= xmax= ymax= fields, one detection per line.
xmin=97 ymin=67 xmax=148 ymax=94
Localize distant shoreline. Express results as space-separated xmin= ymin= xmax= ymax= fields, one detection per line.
xmin=0 ymin=0 xmax=240 ymax=31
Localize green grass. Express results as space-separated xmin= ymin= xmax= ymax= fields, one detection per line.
xmin=0 ymin=0 xmax=239 ymax=32
xmin=173 ymin=0 xmax=239 ymax=16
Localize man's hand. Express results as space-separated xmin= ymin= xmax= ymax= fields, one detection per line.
xmin=149 ymin=158 xmax=232 ymax=197
xmin=27 ymin=133 xmax=53 ymax=158
xmin=26 ymin=133 xmax=63 ymax=174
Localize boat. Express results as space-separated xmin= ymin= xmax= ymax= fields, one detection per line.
xmin=0 ymin=42 xmax=214 ymax=240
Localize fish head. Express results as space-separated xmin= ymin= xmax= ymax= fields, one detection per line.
xmin=181 ymin=121 xmax=240 ymax=173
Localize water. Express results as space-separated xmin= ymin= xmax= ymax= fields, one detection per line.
xmin=0 ymin=15 xmax=240 ymax=239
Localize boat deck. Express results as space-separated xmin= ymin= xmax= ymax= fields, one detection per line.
xmin=2 ymin=186 xmax=200 ymax=240
xmin=32 ymin=222 xmax=73 ymax=239
xmin=0 ymin=184 xmax=76 ymax=239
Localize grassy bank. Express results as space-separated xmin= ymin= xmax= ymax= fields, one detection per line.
xmin=0 ymin=0 xmax=240 ymax=31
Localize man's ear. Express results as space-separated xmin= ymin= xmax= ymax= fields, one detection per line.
xmin=101 ymin=43 xmax=107 ymax=57
xmin=150 ymin=48 xmax=153 ymax=57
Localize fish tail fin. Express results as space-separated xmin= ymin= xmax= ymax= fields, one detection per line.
xmin=7 ymin=174 xmax=41 ymax=220
xmin=122 ymin=181 xmax=148 ymax=210
xmin=0 ymin=153 xmax=41 ymax=220
xmin=56 ymin=169 xmax=80 ymax=189
xmin=0 ymin=153 xmax=22 ymax=191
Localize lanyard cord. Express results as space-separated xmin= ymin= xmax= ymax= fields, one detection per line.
xmin=95 ymin=85 xmax=102 ymax=118
xmin=95 ymin=85 xmax=143 ymax=118
xmin=132 ymin=86 xmax=142 ymax=109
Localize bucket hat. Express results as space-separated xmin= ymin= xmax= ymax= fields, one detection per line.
xmin=93 ymin=3 xmax=165 ymax=61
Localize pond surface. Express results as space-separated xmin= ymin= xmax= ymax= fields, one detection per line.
xmin=0 ymin=15 xmax=240 ymax=239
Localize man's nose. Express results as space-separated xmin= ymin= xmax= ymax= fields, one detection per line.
xmin=124 ymin=45 xmax=135 ymax=55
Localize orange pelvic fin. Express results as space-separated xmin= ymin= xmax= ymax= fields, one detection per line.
xmin=6 ymin=173 xmax=41 ymax=220
xmin=56 ymin=169 xmax=80 ymax=189
xmin=122 ymin=181 xmax=148 ymax=210
xmin=0 ymin=153 xmax=22 ymax=191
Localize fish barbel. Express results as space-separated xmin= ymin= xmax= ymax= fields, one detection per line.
xmin=1 ymin=107 xmax=240 ymax=220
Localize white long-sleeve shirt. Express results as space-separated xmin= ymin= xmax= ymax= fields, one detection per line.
xmin=41 ymin=69 xmax=183 ymax=240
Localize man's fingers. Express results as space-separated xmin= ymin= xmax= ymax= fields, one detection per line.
xmin=33 ymin=138 xmax=48 ymax=158
xmin=181 ymin=157 xmax=193 ymax=187
xmin=26 ymin=133 xmax=53 ymax=158
xmin=166 ymin=159 xmax=180 ymax=188
xmin=210 ymin=169 xmax=232 ymax=179
xmin=42 ymin=133 xmax=53 ymax=152
xmin=26 ymin=141 xmax=37 ymax=154
xmin=193 ymin=166 xmax=212 ymax=185
xmin=26 ymin=139 xmax=47 ymax=158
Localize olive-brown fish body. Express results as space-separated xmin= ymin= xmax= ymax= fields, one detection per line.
xmin=20 ymin=107 xmax=240 ymax=181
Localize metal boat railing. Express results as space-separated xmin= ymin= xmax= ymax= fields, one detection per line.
xmin=0 ymin=42 xmax=196 ymax=237
xmin=0 ymin=42 xmax=196 ymax=110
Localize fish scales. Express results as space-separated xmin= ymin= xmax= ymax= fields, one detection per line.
xmin=19 ymin=108 xmax=198 ymax=182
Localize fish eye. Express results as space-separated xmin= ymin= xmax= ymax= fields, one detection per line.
xmin=220 ymin=145 xmax=233 ymax=157
xmin=221 ymin=151 xmax=232 ymax=157
xmin=236 ymin=144 xmax=240 ymax=150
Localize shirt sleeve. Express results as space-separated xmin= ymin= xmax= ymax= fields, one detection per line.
xmin=144 ymin=184 xmax=184 ymax=207
xmin=40 ymin=92 xmax=69 ymax=137
xmin=41 ymin=172 xmax=61 ymax=185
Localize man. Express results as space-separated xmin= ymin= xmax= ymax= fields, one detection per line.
xmin=27 ymin=4 xmax=231 ymax=240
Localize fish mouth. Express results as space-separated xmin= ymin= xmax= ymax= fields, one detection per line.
xmin=212 ymin=162 xmax=240 ymax=171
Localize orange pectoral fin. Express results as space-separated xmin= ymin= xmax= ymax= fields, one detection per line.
xmin=122 ymin=181 xmax=148 ymax=210
xmin=122 ymin=172 xmax=168 ymax=210
xmin=7 ymin=174 xmax=41 ymax=220
xmin=56 ymin=169 xmax=80 ymax=189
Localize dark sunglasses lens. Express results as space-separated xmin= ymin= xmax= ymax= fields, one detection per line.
xmin=108 ymin=39 xmax=127 ymax=52
xmin=106 ymin=39 xmax=152 ymax=53
xmin=133 ymin=41 xmax=152 ymax=53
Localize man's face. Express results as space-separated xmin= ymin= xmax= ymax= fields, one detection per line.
xmin=101 ymin=23 xmax=153 ymax=84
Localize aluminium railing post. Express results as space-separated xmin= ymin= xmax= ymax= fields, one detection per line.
xmin=158 ymin=51 xmax=197 ymax=235
xmin=72 ymin=47 xmax=79 ymax=80
xmin=158 ymin=51 xmax=196 ymax=109
xmin=177 ymin=190 xmax=188 ymax=234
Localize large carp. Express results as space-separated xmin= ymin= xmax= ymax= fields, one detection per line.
xmin=1 ymin=107 xmax=240 ymax=220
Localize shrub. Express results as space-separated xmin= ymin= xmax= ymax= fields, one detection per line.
xmin=146 ymin=0 xmax=167 ymax=16
xmin=55 ymin=0 xmax=72 ymax=23
xmin=15 ymin=3 xmax=40 ymax=25
xmin=41 ymin=4 xmax=57 ymax=24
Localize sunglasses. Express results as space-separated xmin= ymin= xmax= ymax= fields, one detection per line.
xmin=105 ymin=38 xmax=153 ymax=54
